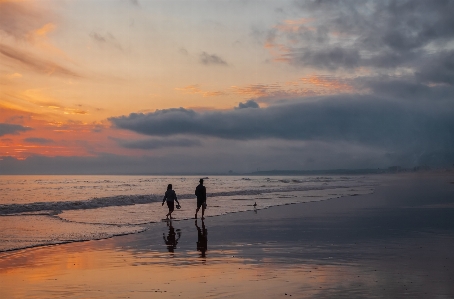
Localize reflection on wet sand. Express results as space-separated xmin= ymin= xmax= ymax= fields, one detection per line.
xmin=0 ymin=241 xmax=398 ymax=299
xmin=195 ymin=220 xmax=208 ymax=258
xmin=163 ymin=220 xmax=181 ymax=253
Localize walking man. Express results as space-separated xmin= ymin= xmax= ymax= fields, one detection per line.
xmin=195 ymin=178 xmax=206 ymax=219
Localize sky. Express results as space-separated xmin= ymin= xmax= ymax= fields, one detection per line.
xmin=1 ymin=0 xmax=454 ymax=174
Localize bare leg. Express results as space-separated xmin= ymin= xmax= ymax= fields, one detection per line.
xmin=201 ymin=206 xmax=205 ymax=220
xmin=195 ymin=207 xmax=200 ymax=219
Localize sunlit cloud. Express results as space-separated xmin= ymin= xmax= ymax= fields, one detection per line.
xmin=5 ymin=73 xmax=22 ymax=79
xmin=230 ymin=76 xmax=352 ymax=100
xmin=0 ymin=43 xmax=81 ymax=77
xmin=231 ymin=83 xmax=282 ymax=98
xmin=175 ymin=85 xmax=227 ymax=97
xmin=0 ymin=106 xmax=118 ymax=159
xmin=274 ymin=18 xmax=315 ymax=33
xmin=299 ymin=75 xmax=355 ymax=93
xmin=0 ymin=0 xmax=49 ymax=40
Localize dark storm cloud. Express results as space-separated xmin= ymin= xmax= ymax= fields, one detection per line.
xmin=277 ymin=0 xmax=454 ymax=70
xmin=235 ymin=100 xmax=260 ymax=109
xmin=359 ymin=77 xmax=454 ymax=102
xmin=112 ymin=137 xmax=201 ymax=150
xmin=0 ymin=123 xmax=31 ymax=137
xmin=199 ymin=52 xmax=228 ymax=66
xmin=109 ymin=96 xmax=454 ymax=151
xmin=23 ymin=137 xmax=53 ymax=144
xmin=290 ymin=47 xmax=361 ymax=70
xmin=415 ymin=50 xmax=454 ymax=86
xmin=0 ymin=44 xmax=81 ymax=78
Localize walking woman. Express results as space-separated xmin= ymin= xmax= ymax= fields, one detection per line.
xmin=162 ymin=184 xmax=180 ymax=219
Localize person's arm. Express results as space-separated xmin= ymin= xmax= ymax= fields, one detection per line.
xmin=171 ymin=190 xmax=179 ymax=205
xmin=162 ymin=194 xmax=166 ymax=205
xmin=174 ymin=191 xmax=180 ymax=205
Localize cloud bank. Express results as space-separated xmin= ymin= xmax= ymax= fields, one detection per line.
xmin=112 ymin=137 xmax=201 ymax=150
xmin=110 ymin=96 xmax=452 ymax=144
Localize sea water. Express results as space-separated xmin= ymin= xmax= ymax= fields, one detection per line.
xmin=0 ymin=175 xmax=377 ymax=252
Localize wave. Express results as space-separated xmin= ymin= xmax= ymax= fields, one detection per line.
xmin=0 ymin=185 xmax=358 ymax=215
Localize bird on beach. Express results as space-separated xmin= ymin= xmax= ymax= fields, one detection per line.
xmin=253 ymin=202 xmax=257 ymax=207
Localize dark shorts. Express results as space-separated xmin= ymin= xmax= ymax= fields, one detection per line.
xmin=197 ymin=200 xmax=205 ymax=209
xmin=167 ymin=201 xmax=174 ymax=212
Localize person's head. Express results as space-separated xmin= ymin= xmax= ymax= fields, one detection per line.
xmin=167 ymin=184 xmax=172 ymax=190
xmin=199 ymin=179 xmax=204 ymax=184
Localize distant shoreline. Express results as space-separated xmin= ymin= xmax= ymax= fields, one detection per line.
xmin=0 ymin=167 xmax=451 ymax=176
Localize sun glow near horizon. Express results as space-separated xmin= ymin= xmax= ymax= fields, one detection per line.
xmin=1 ymin=0 xmax=453 ymax=173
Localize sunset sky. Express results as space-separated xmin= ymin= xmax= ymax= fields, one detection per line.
xmin=1 ymin=0 xmax=453 ymax=174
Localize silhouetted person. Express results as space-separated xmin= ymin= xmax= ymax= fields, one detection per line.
xmin=195 ymin=178 xmax=207 ymax=219
xmin=163 ymin=220 xmax=181 ymax=253
xmin=195 ymin=219 xmax=208 ymax=258
xmin=162 ymin=184 xmax=180 ymax=219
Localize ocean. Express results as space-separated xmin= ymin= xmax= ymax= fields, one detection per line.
xmin=0 ymin=175 xmax=377 ymax=252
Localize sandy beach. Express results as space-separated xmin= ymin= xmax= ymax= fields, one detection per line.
xmin=1 ymin=173 xmax=453 ymax=298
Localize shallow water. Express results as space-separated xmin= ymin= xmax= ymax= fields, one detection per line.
xmin=0 ymin=175 xmax=376 ymax=252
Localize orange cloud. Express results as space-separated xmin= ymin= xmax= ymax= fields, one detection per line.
xmin=5 ymin=72 xmax=22 ymax=79
xmin=0 ymin=106 xmax=112 ymax=159
xmin=175 ymin=85 xmax=227 ymax=97
xmin=231 ymin=75 xmax=354 ymax=100
xmin=32 ymin=22 xmax=56 ymax=37
xmin=300 ymin=75 xmax=354 ymax=93
xmin=0 ymin=43 xmax=81 ymax=77
xmin=0 ymin=0 xmax=46 ymax=40
xmin=275 ymin=18 xmax=315 ymax=33
xmin=231 ymin=83 xmax=282 ymax=97
xmin=265 ymin=18 xmax=315 ymax=63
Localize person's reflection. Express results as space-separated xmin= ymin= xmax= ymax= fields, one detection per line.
xmin=163 ymin=220 xmax=181 ymax=253
xmin=195 ymin=219 xmax=208 ymax=258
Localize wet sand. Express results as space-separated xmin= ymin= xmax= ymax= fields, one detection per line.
xmin=1 ymin=173 xmax=454 ymax=298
